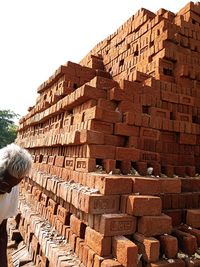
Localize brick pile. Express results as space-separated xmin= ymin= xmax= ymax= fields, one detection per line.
xmin=15 ymin=2 xmax=200 ymax=267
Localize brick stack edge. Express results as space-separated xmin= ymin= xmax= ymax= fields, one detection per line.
xmin=15 ymin=2 xmax=200 ymax=267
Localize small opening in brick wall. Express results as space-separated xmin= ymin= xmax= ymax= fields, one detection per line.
xmin=163 ymin=68 xmax=173 ymax=76
xmin=116 ymin=160 xmax=121 ymax=169
xmin=119 ymin=59 xmax=124 ymax=66
xmin=161 ymin=165 xmax=166 ymax=174
xmin=70 ymin=116 xmax=74 ymax=125
xmin=131 ymin=162 xmax=137 ymax=169
xmin=192 ymin=116 xmax=198 ymax=123
xmin=96 ymin=158 xmax=103 ymax=167
xmin=73 ymin=83 xmax=78 ymax=89
xmin=170 ymin=112 xmax=174 ymax=120
xmin=82 ymin=112 xmax=85 ymax=122
xmin=149 ymin=40 xmax=154 ymax=47
xmin=192 ymin=19 xmax=196 ymax=24
xmin=148 ymin=55 xmax=153 ymax=63
xmin=124 ymin=136 xmax=129 ymax=147
xmin=127 ymin=43 xmax=131 ymax=49
xmin=134 ymin=50 xmax=139 ymax=56
xmin=142 ymin=106 xmax=149 ymax=114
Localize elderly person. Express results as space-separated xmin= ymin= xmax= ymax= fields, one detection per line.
xmin=0 ymin=143 xmax=32 ymax=267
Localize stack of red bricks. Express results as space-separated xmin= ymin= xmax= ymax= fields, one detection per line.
xmin=16 ymin=2 xmax=200 ymax=267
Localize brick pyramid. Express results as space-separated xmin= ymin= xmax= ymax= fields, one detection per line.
xmin=16 ymin=2 xmax=200 ymax=267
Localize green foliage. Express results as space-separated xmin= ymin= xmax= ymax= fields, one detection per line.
xmin=0 ymin=110 xmax=19 ymax=148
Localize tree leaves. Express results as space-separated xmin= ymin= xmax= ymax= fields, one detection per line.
xmin=0 ymin=110 xmax=19 ymax=148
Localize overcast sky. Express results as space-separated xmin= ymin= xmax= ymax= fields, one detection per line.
xmin=0 ymin=0 xmax=191 ymax=119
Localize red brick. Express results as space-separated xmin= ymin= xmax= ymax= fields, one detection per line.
xmin=126 ymin=195 xmax=162 ymax=216
xmin=137 ymin=214 xmax=172 ymax=237
xmin=54 ymin=156 xmax=65 ymax=167
xmin=160 ymin=178 xmax=181 ymax=193
xmin=109 ymin=87 xmax=131 ymax=101
xmin=87 ymin=145 xmax=116 ymax=159
xmin=149 ymin=107 xmax=170 ymax=119
xmin=47 ymin=199 xmax=58 ymax=214
xmin=79 ymin=193 xmax=120 ymax=214
xmin=132 ymin=177 xmax=161 ymax=195
xmin=88 ymin=120 xmax=114 ymax=135
xmin=97 ymin=98 xmax=117 ymax=111
xmin=94 ymin=174 xmax=133 ymax=195
xmin=161 ymin=165 xmax=174 ymax=177
xmin=103 ymin=159 xmax=116 ymax=173
xmin=85 ymin=106 xmax=121 ymax=123
xmin=70 ymin=215 xmax=86 ymax=239
xmin=135 ymin=162 xmax=147 ymax=176
xmin=185 ymin=166 xmax=196 ymax=177
xmin=87 ymin=248 xmax=96 ymax=267
xmin=57 ymin=205 xmax=70 ymax=225
xmin=64 ymin=157 xmax=75 ymax=170
xmin=172 ymin=229 xmax=197 ymax=256
xmin=120 ymin=160 xmax=131 ymax=175
xmin=133 ymin=233 xmax=160 ymax=263
xmin=48 ymin=155 xmax=55 ymax=165
xmin=115 ymin=147 xmax=140 ymax=161
xmin=163 ymin=209 xmax=183 ymax=227
xmin=101 ymin=259 xmax=123 ymax=267
xmin=179 ymin=95 xmax=194 ymax=106
xmin=158 ymin=235 xmax=178 ymax=259
xmin=118 ymin=100 xmax=140 ymax=113
xmin=99 ymin=214 xmax=136 ymax=236
xmin=112 ymin=236 xmax=138 ymax=267
xmin=104 ymin=135 xmax=125 ymax=147
xmin=75 ymin=158 xmax=96 ymax=172
xmin=181 ymin=178 xmax=200 ymax=192
xmin=68 ymin=230 xmax=77 ymax=252
xmin=179 ymin=133 xmax=196 ymax=145
xmin=89 ymin=76 xmax=118 ymax=91
xmin=140 ymin=127 xmax=160 ymax=140
xmin=114 ymin=123 xmax=140 ymax=137
xmin=139 ymin=150 xmax=160 ymax=162
xmin=94 ymin=254 xmax=104 ymax=267
xmin=178 ymin=225 xmax=200 ymax=246
xmin=82 ymin=245 xmax=90 ymax=266
xmin=85 ymin=226 xmax=111 ymax=256
xmin=80 ymin=130 xmax=104 ymax=144
xmin=186 ymin=209 xmax=200 ymax=228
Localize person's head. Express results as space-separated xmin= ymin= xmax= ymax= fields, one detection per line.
xmin=0 ymin=143 xmax=32 ymax=192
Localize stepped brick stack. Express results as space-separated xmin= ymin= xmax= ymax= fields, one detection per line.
xmin=15 ymin=2 xmax=200 ymax=267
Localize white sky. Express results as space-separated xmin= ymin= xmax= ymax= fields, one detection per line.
xmin=0 ymin=0 xmax=191 ymax=119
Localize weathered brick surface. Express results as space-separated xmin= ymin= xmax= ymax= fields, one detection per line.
xmin=137 ymin=214 xmax=172 ymax=237
xmin=112 ymin=236 xmax=138 ymax=267
xmin=99 ymin=214 xmax=136 ymax=236
xmin=85 ymin=226 xmax=111 ymax=256
xmin=158 ymin=235 xmax=178 ymax=259
xmin=133 ymin=233 xmax=160 ymax=263
xmin=186 ymin=209 xmax=200 ymax=228
xmin=126 ymin=195 xmax=162 ymax=216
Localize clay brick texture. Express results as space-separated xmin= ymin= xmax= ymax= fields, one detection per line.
xmin=15 ymin=2 xmax=200 ymax=267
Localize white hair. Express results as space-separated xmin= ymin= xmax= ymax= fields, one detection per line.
xmin=0 ymin=143 xmax=32 ymax=180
